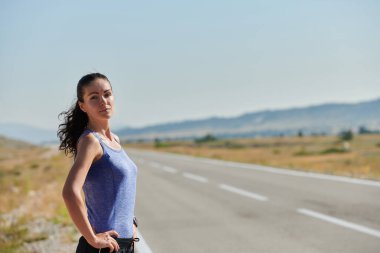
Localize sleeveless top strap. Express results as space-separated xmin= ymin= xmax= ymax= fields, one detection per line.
xmin=90 ymin=131 xmax=107 ymax=147
xmin=77 ymin=129 xmax=121 ymax=153
xmin=77 ymin=129 xmax=90 ymax=145
xmin=76 ymin=129 xmax=103 ymax=146
xmin=111 ymin=133 xmax=120 ymax=144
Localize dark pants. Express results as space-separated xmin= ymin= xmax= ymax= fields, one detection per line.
xmin=76 ymin=236 xmax=137 ymax=253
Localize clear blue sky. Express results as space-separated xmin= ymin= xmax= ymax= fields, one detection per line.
xmin=0 ymin=0 xmax=379 ymax=130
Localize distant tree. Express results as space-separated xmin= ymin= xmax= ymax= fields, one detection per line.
xmin=194 ymin=134 xmax=217 ymax=144
xmin=154 ymin=138 xmax=164 ymax=148
xmin=358 ymin=126 xmax=370 ymax=134
xmin=297 ymin=130 xmax=303 ymax=138
xmin=338 ymin=130 xmax=353 ymax=141
xmin=334 ymin=130 xmax=353 ymax=152
xmin=358 ymin=126 xmax=380 ymax=134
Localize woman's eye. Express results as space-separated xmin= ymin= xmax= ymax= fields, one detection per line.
xmin=91 ymin=96 xmax=97 ymax=100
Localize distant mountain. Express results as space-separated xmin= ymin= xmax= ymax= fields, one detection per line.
xmin=0 ymin=123 xmax=58 ymax=145
xmin=1 ymin=98 xmax=379 ymax=144
xmin=0 ymin=134 xmax=37 ymax=148
xmin=116 ymin=98 xmax=380 ymax=141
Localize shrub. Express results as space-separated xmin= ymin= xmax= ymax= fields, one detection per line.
xmin=320 ymin=147 xmax=347 ymax=154
xmin=338 ymin=130 xmax=353 ymax=141
xmin=194 ymin=134 xmax=217 ymax=144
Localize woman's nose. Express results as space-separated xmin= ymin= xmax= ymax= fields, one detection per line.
xmin=100 ymin=95 xmax=107 ymax=105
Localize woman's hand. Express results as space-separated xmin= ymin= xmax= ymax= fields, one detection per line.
xmin=88 ymin=230 xmax=120 ymax=253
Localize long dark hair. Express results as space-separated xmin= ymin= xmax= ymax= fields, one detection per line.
xmin=57 ymin=73 xmax=111 ymax=158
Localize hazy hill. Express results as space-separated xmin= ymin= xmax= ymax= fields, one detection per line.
xmin=0 ymin=123 xmax=57 ymax=145
xmin=116 ymin=98 xmax=380 ymax=141
xmin=1 ymin=98 xmax=379 ymax=144
xmin=0 ymin=134 xmax=37 ymax=148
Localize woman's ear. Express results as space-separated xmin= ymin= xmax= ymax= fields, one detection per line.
xmin=78 ymin=101 xmax=86 ymax=113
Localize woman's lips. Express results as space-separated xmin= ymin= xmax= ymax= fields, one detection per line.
xmin=100 ymin=108 xmax=110 ymax=112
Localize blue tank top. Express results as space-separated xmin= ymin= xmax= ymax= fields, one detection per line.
xmin=77 ymin=129 xmax=138 ymax=238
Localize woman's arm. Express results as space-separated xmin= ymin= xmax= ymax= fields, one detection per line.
xmin=62 ymin=134 xmax=120 ymax=252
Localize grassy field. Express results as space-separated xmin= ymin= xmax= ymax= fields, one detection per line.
xmin=1 ymin=133 xmax=379 ymax=252
xmin=0 ymin=136 xmax=77 ymax=252
xmin=127 ymin=133 xmax=380 ymax=181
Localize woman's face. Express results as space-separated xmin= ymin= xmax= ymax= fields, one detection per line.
xmin=78 ymin=78 xmax=115 ymax=121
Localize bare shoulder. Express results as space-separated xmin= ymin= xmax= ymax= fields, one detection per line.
xmin=77 ymin=132 xmax=99 ymax=152
xmin=76 ymin=133 xmax=102 ymax=163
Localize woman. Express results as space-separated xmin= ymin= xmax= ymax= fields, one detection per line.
xmin=58 ymin=73 xmax=139 ymax=253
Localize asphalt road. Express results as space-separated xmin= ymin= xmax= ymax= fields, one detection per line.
xmin=130 ymin=148 xmax=380 ymax=253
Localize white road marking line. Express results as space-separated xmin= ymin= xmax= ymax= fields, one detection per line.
xmin=191 ymin=156 xmax=380 ymax=187
xmin=208 ymin=160 xmax=380 ymax=187
xmin=297 ymin=208 xmax=380 ymax=239
xmin=132 ymin=150 xmax=380 ymax=188
xmin=161 ymin=165 xmax=178 ymax=174
xmin=148 ymin=162 xmax=161 ymax=168
xmin=182 ymin=172 xmax=208 ymax=183
xmin=219 ymin=183 xmax=268 ymax=201
xmin=135 ymin=230 xmax=154 ymax=253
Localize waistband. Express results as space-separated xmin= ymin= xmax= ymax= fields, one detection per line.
xmin=113 ymin=236 xmax=140 ymax=247
xmin=77 ymin=236 xmax=140 ymax=253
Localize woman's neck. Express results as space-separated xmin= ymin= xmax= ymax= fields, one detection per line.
xmin=86 ymin=122 xmax=112 ymax=140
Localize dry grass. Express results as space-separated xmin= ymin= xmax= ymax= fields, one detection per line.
xmin=0 ymin=137 xmax=75 ymax=252
xmin=126 ymin=134 xmax=380 ymax=180
xmin=0 ymin=146 xmax=71 ymax=216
